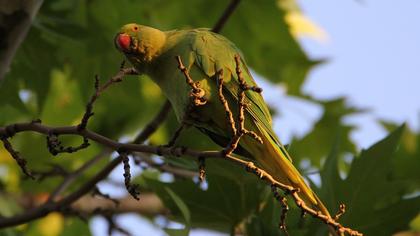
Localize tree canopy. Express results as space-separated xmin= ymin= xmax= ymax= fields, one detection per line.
xmin=0 ymin=0 xmax=419 ymax=235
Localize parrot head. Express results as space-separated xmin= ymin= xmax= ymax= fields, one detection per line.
xmin=115 ymin=23 xmax=166 ymax=63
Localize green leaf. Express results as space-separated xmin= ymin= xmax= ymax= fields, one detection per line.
xmin=164 ymin=186 xmax=191 ymax=235
xmin=246 ymin=196 xmax=284 ymax=236
xmin=164 ymin=228 xmax=190 ymax=236
xmin=60 ymin=218 xmax=91 ymax=236
xmin=314 ymin=124 xmax=420 ymax=235
xmin=223 ymin=0 xmax=314 ymax=94
xmin=379 ymin=119 xmax=420 ymax=191
xmin=319 ymin=136 xmax=344 ymax=212
xmin=142 ymin=159 xmax=267 ymax=233
xmin=40 ymin=68 xmax=84 ymax=125
xmin=289 ymin=97 xmax=362 ymax=166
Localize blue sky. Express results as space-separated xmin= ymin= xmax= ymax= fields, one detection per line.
xmin=297 ymin=0 xmax=420 ymax=147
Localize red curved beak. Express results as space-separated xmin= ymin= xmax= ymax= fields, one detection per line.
xmin=115 ymin=33 xmax=131 ymax=51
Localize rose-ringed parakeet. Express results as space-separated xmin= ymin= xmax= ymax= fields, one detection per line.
xmin=115 ymin=23 xmax=331 ymax=217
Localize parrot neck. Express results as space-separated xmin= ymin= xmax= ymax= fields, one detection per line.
xmin=135 ymin=27 xmax=167 ymax=63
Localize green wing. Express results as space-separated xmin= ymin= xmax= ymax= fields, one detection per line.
xmin=185 ymin=29 xmax=291 ymax=160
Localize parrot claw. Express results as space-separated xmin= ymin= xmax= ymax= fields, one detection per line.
xmin=189 ymin=87 xmax=207 ymax=106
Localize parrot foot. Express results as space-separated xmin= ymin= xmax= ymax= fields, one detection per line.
xmin=198 ymin=157 xmax=206 ymax=183
xmin=176 ymin=55 xmax=207 ymax=107
xmin=189 ymin=86 xmax=207 ymax=106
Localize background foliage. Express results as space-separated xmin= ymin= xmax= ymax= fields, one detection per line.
xmin=1 ymin=0 xmax=419 ymax=235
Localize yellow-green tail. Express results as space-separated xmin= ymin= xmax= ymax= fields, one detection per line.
xmin=248 ymin=124 xmax=331 ymax=217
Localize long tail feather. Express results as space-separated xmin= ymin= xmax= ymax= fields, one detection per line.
xmin=248 ymin=123 xmax=331 ymax=217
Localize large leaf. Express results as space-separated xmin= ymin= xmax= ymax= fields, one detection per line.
xmin=141 ymin=158 xmax=267 ymax=233
xmin=380 ymin=120 xmax=420 ymax=191
xmin=289 ymin=97 xmax=362 ymax=167
xmin=163 ymin=187 xmax=191 ymax=236
xmin=312 ymin=125 xmax=420 ymax=235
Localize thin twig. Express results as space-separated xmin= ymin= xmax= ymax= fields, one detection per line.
xmin=103 ymin=212 xmax=131 ymax=236
xmin=46 ymin=134 xmax=90 ymax=156
xmin=47 ymin=149 xmax=110 ymax=202
xmin=233 ymin=55 xmax=263 ymax=143
xmin=45 ymin=64 xmax=138 ymax=201
xmin=242 ymin=161 xmax=361 ymax=236
xmin=78 ymin=64 xmax=138 ymax=130
xmin=1 ymin=137 xmax=35 ymax=179
xmin=271 ymin=184 xmax=289 ymax=235
xmin=120 ymin=152 xmax=140 ymax=200
xmin=133 ymin=154 xmax=198 ymax=178
xmin=279 ymin=197 xmax=289 ymax=235
xmin=133 ymin=100 xmax=172 ymax=144
xmin=222 ymin=55 xmax=263 ymax=156
xmin=334 ymin=204 xmax=346 ymax=221
xmin=33 ymin=164 xmax=69 ymax=181
xmin=166 ymin=123 xmax=185 ymax=147
xmin=212 ymin=0 xmax=241 ymax=33
xmin=0 ymin=155 xmax=122 ymax=228
xmin=91 ymin=186 xmax=120 ymax=207
xmin=60 ymin=206 xmax=89 ymax=222
xmin=0 ymin=0 xmax=44 ymax=82
xmin=217 ymin=69 xmax=237 ymax=136
xmin=175 ymin=56 xmax=207 ymax=106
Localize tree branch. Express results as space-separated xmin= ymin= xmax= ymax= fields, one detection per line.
xmin=71 ymin=193 xmax=167 ymax=217
xmin=133 ymin=100 xmax=172 ymax=144
xmin=0 ymin=122 xmax=223 ymax=159
xmin=133 ymin=154 xmax=198 ymax=179
xmin=47 ymin=149 xmax=110 ymax=202
xmin=0 ymin=0 xmax=44 ymax=81
xmin=0 ymin=136 xmax=34 ymax=179
xmin=78 ymin=65 xmax=138 ymax=130
xmin=0 ymin=155 xmax=121 ymax=228
xmin=212 ymin=0 xmax=241 ymax=33
xmin=0 ymin=65 xmax=170 ymax=228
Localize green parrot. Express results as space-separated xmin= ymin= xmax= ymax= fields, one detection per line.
xmin=115 ymin=23 xmax=331 ymax=217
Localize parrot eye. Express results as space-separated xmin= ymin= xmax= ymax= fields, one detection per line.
xmin=133 ymin=26 xmax=139 ymax=31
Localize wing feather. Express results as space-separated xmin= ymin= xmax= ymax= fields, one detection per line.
xmin=186 ymin=29 xmax=291 ymax=160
